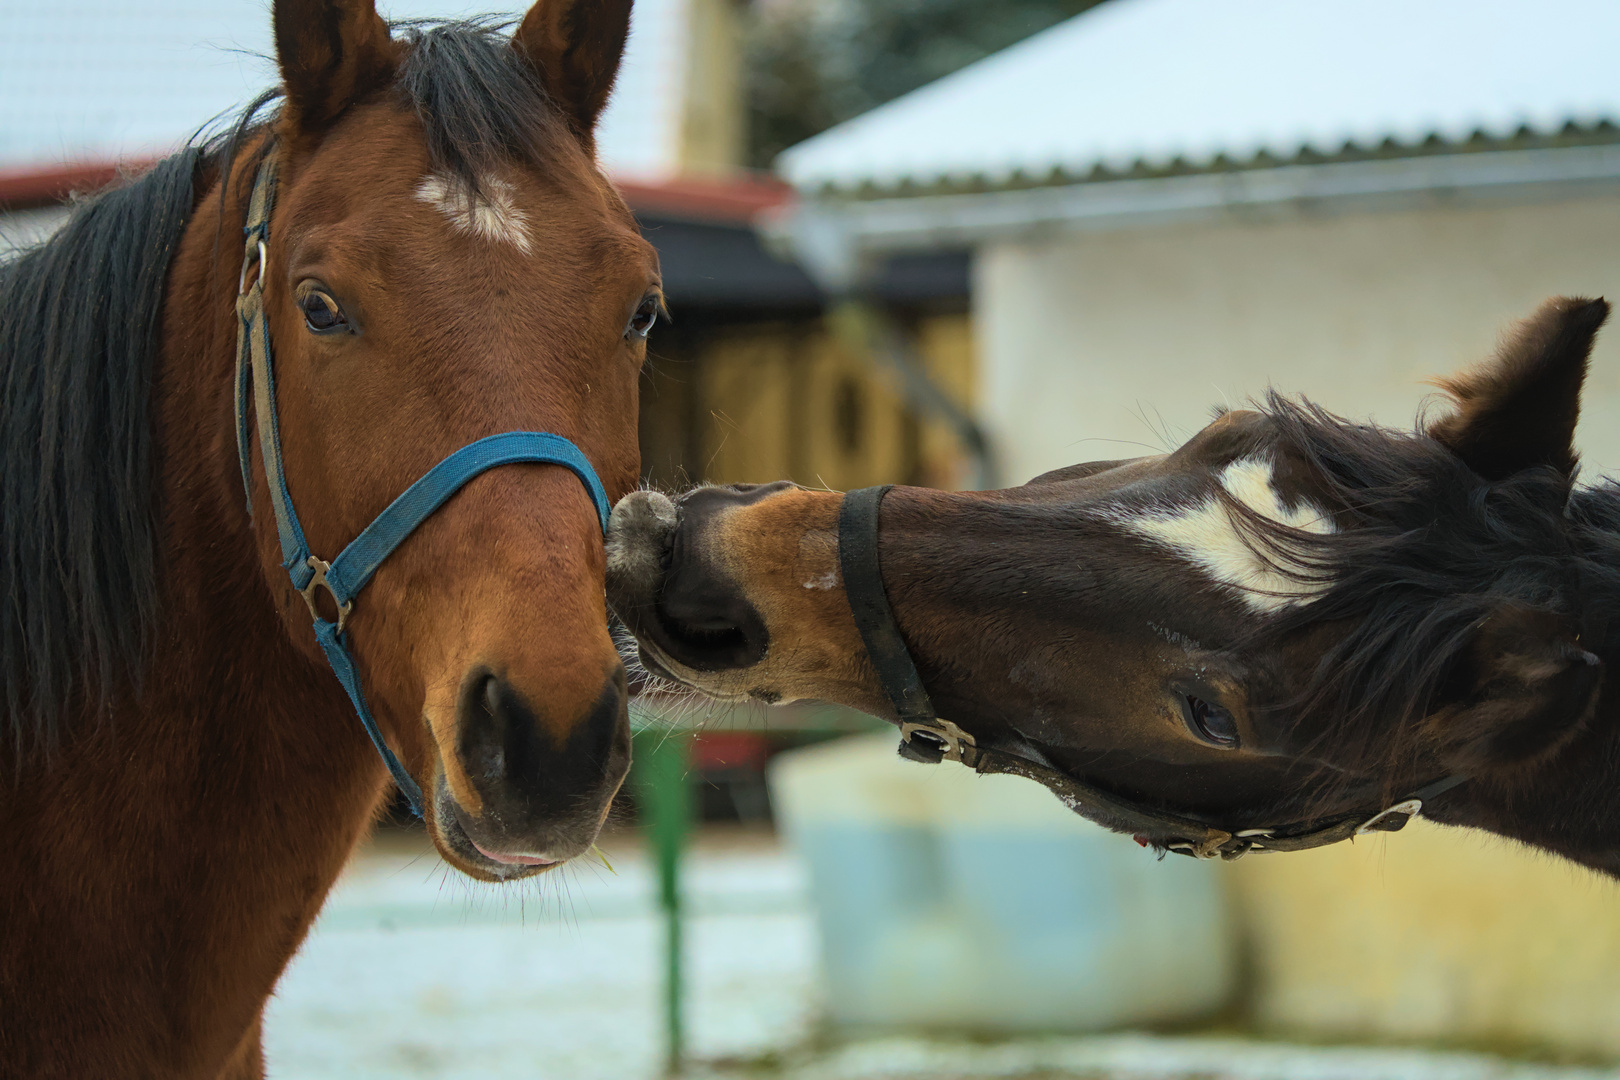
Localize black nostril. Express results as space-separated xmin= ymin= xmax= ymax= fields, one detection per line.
xmin=458 ymin=671 xmax=508 ymax=782
xmin=654 ymin=590 xmax=767 ymax=671
xmin=455 ymin=668 xmax=632 ymax=814
xmin=648 ymin=516 xmax=769 ymax=672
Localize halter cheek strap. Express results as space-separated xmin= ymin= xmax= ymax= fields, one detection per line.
xmin=836 ymin=484 xmax=1468 ymax=860
xmin=234 ymin=151 xmax=610 ymax=818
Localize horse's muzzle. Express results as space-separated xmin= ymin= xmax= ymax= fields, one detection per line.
xmin=434 ymin=666 xmax=630 ymax=880
xmin=605 ymin=487 xmax=776 ymax=678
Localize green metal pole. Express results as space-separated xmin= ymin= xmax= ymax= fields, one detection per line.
xmin=632 ymin=725 xmax=692 ymax=1075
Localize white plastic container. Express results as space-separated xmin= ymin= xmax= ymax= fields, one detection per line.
xmin=768 ymin=732 xmax=1236 ymax=1033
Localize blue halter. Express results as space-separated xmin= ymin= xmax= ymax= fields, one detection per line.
xmin=233 ymin=152 xmax=610 ymax=817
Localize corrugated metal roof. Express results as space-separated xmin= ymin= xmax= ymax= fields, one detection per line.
xmin=777 ymin=0 xmax=1620 ymax=195
xmin=0 ymin=0 xmax=689 ymax=179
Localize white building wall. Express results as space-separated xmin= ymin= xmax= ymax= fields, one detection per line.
xmin=977 ymin=194 xmax=1620 ymax=485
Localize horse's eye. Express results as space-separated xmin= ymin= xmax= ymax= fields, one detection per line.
xmin=626 ymin=295 xmax=659 ymax=339
xmin=300 ymin=289 xmax=347 ymax=334
xmin=1183 ymin=695 xmax=1240 ymax=749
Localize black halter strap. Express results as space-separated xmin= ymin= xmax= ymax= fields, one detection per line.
xmin=838 ymin=486 xmax=936 ymax=730
xmin=836 ymin=484 xmax=1468 ymax=860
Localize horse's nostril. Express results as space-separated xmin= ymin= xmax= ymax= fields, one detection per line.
xmin=454 ymin=668 xmax=631 ymax=805
xmin=652 ymin=586 xmax=768 ymax=671
xmin=459 ymin=671 xmax=508 ymax=782
xmin=479 ymin=683 xmax=508 ymax=780
xmin=658 ymin=612 xmax=749 ymax=654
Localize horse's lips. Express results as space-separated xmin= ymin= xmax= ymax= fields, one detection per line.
xmin=469 ymin=840 xmax=558 ymax=867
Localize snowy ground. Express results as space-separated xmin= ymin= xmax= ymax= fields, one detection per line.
xmin=263 ymin=826 xmax=1620 ymax=1080
xmin=263 ymin=825 xmax=816 ymax=1079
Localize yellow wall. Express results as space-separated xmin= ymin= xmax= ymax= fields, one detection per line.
xmin=685 ymin=314 xmax=975 ymax=491
xmin=1227 ymin=820 xmax=1620 ymax=1058
xmin=912 ymin=314 xmax=978 ymax=489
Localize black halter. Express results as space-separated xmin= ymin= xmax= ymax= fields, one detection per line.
xmin=836 ymin=484 xmax=1466 ymax=860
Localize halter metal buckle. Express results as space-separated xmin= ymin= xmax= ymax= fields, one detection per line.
xmin=300 ymin=556 xmax=353 ymax=634
xmin=1355 ymin=798 xmax=1423 ymax=836
xmin=899 ymin=718 xmax=976 ymax=765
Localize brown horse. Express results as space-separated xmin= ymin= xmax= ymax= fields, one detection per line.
xmin=609 ymin=296 xmax=1620 ymax=878
xmin=0 ymin=2 xmax=657 ymax=1075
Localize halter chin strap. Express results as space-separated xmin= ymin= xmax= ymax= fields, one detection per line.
xmin=836 ymin=484 xmax=1467 ymax=860
xmin=234 ymin=151 xmax=610 ymax=818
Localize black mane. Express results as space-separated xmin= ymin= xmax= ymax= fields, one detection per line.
xmin=1253 ymin=392 xmax=1620 ymax=775
xmin=0 ymin=19 xmax=578 ymax=757
xmin=0 ymin=150 xmax=204 ymax=756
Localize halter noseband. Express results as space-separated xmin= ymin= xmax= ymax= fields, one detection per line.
xmin=836 ymin=484 xmax=1466 ymax=860
xmin=234 ymin=151 xmax=609 ymax=818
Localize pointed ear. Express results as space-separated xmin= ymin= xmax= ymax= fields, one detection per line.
xmin=1427 ymin=296 xmax=1608 ymax=481
xmin=1426 ymin=606 xmax=1602 ymax=776
xmin=274 ymin=0 xmax=399 ymax=133
xmin=512 ymin=0 xmax=635 ymax=143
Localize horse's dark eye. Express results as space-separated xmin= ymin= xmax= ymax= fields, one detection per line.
xmin=300 ymin=289 xmax=347 ymax=334
xmin=1184 ymin=695 xmax=1240 ymax=748
xmin=626 ymin=295 xmax=659 ymax=339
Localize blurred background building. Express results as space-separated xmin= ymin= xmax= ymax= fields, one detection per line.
xmin=7 ymin=0 xmax=1620 ymax=1076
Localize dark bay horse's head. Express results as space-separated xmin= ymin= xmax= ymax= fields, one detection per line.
xmin=242 ymin=0 xmax=653 ymax=879
xmin=608 ymin=298 xmax=1613 ymax=846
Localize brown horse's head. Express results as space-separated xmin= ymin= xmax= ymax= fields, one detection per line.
xmin=247 ymin=0 xmax=653 ymax=879
xmin=609 ymin=298 xmax=1619 ymax=863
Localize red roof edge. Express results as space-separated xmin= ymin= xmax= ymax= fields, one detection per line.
xmin=0 ymin=159 xmax=161 ymax=211
xmin=615 ymin=172 xmax=794 ymax=224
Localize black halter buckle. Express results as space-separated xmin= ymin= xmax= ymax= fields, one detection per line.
xmin=899 ymin=719 xmax=977 ymax=765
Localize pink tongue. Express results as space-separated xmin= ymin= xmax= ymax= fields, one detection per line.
xmin=471 ymin=841 xmax=556 ymax=866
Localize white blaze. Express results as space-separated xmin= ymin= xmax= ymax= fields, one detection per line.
xmin=414 ymin=172 xmax=532 ymax=254
xmin=1126 ymin=456 xmax=1335 ymax=612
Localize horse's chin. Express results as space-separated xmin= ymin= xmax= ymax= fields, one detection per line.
xmin=427 ymin=786 xmax=570 ymax=883
xmin=635 ymin=639 xmax=753 ymax=703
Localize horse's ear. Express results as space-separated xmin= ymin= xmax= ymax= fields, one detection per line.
xmin=1427 ymin=296 xmax=1609 ymax=482
xmin=274 ymin=0 xmax=399 ymax=133
xmin=1426 ymin=605 xmax=1602 ymax=776
xmin=512 ymin=0 xmax=635 ymax=142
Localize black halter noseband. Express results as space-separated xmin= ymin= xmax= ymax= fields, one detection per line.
xmin=836 ymin=485 xmax=1466 ymax=860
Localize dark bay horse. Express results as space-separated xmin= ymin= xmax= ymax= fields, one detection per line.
xmin=0 ymin=1 xmax=657 ymax=1074
xmin=609 ymin=296 xmax=1620 ymax=878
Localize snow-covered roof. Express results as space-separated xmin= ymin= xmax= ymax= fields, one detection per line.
xmin=778 ymin=0 xmax=1620 ymax=195
xmin=0 ymin=0 xmax=687 ymax=179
